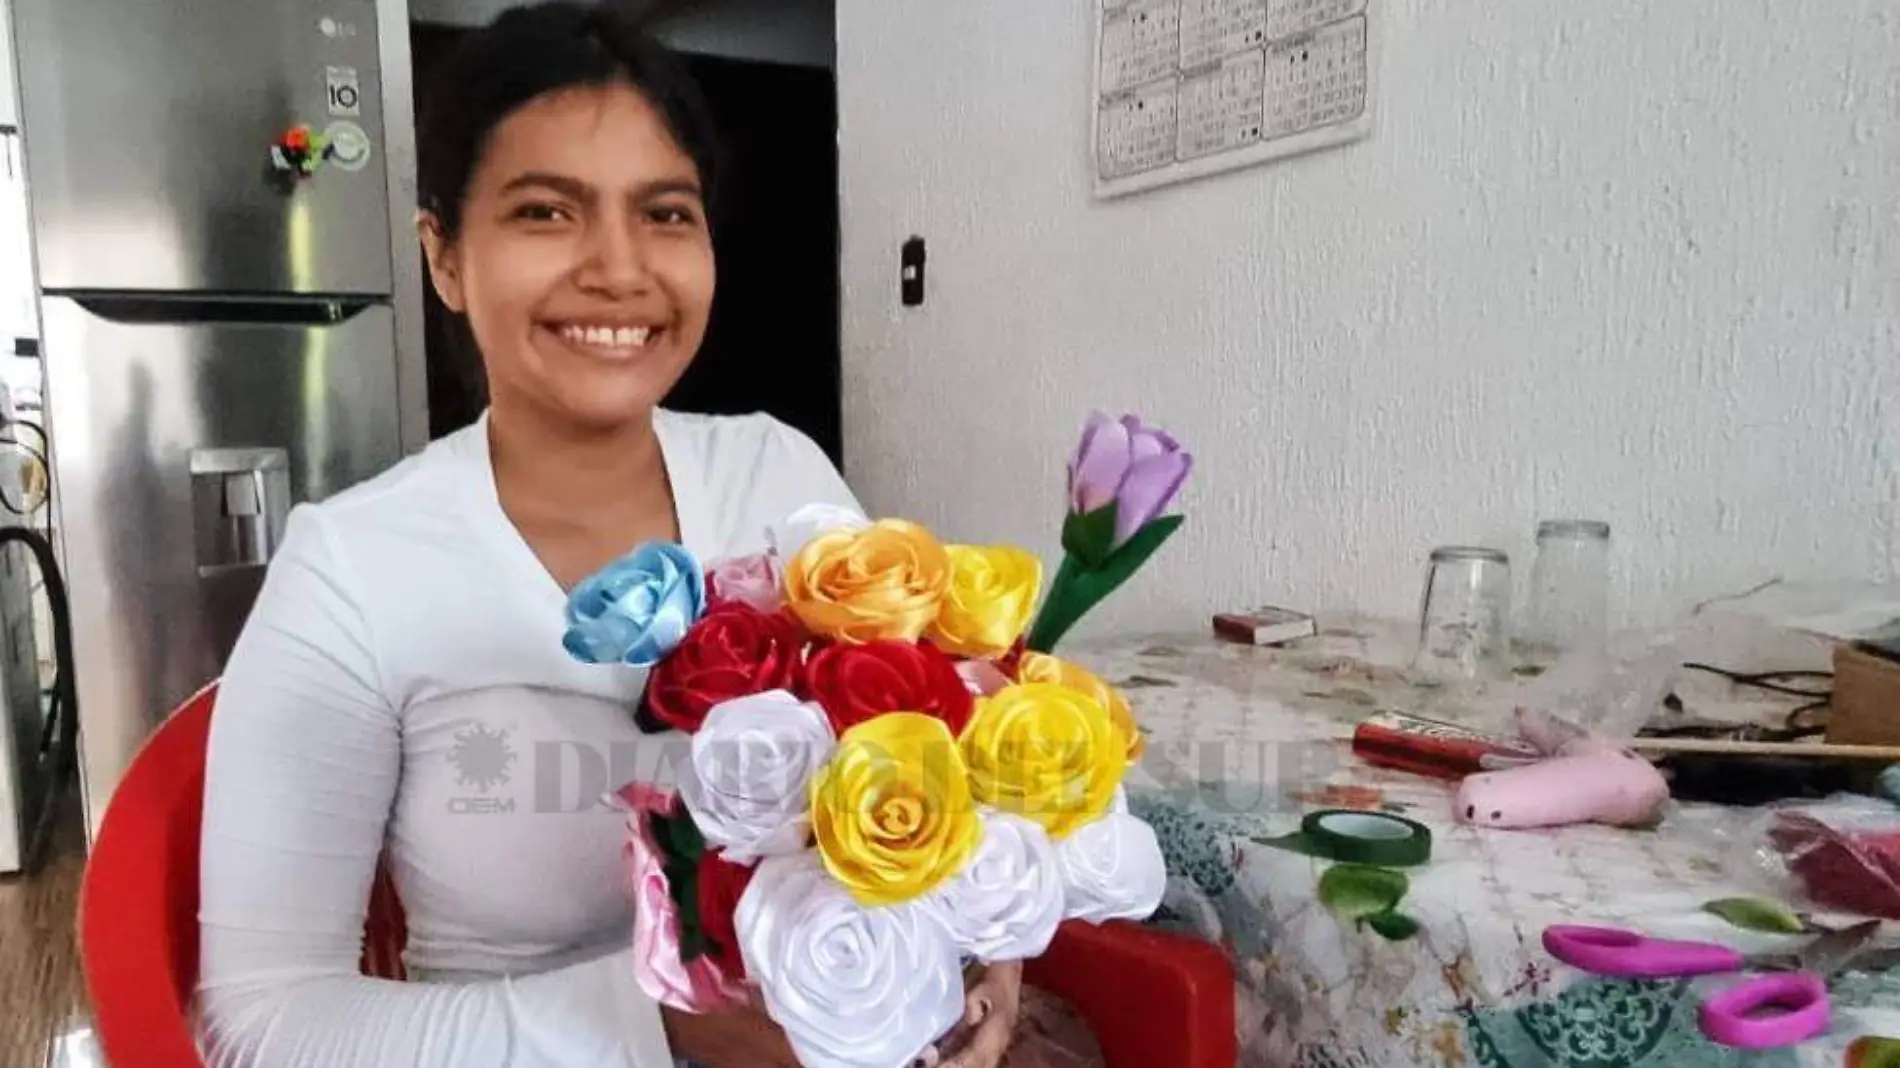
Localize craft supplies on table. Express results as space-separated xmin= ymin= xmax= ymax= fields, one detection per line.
xmin=1351 ymin=709 xmax=1541 ymax=780
xmin=1061 ymin=621 xmax=1900 ymax=1068
xmin=1765 ymin=804 xmax=1900 ymax=921
xmin=1257 ymin=808 xmax=1434 ymax=867
xmin=1454 ymin=743 xmax=1669 ymax=831
xmin=1541 ymin=920 xmax=1883 ymax=1049
xmin=1212 ymin=605 xmax=1317 ymax=646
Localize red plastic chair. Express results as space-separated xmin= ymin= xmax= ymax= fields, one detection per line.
xmin=78 ymin=682 xmax=1236 ymax=1068
xmin=1025 ymin=920 xmax=1238 ymax=1068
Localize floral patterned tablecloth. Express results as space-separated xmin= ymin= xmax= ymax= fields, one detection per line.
xmin=1059 ymin=622 xmax=1900 ymax=1068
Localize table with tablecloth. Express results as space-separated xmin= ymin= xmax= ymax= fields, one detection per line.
xmin=1058 ymin=622 xmax=1900 ymax=1068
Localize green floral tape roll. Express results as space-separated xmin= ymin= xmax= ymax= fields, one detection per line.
xmin=1262 ymin=809 xmax=1434 ymax=868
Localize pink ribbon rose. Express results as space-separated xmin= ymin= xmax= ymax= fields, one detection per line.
xmin=611 ymin=780 xmax=749 ymax=1013
xmin=705 ymin=551 xmax=783 ymax=613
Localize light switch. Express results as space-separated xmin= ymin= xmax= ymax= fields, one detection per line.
xmin=901 ymin=236 xmax=925 ymax=307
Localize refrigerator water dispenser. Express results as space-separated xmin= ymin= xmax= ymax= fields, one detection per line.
xmin=190 ymin=447 xmax=290 ymax=575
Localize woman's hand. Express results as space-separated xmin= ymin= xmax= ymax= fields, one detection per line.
xmin=939 ymin=961 xmax=1025 ymax=1068
xmin=660 ymin=998 xmax=802 ymax=1068
xmin=662 ymin=964 xmax=1027 ymax=1068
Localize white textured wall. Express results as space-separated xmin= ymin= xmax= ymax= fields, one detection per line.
xmin=836 ymin=0 xmax=1900 ymax=639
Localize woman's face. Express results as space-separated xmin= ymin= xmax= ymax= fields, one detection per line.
xmin=421 ymin=80 xmax=715 ymax=434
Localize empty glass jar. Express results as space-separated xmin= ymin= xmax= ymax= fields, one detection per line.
xmin=1521 ymin=519 xmax=1611 ymax=665
xmin=1413 ymin=546 xmax=1514 ymax=685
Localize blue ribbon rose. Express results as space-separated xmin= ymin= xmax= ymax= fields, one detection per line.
xmin=562 ymin=542 xmax=708 ymax=668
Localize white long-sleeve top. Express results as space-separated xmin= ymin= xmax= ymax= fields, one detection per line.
xmin=195 ymin=408 xmax=863 ymax=1067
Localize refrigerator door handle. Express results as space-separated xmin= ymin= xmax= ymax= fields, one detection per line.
xmin=60 ymin=295 xmax=383 ymax=328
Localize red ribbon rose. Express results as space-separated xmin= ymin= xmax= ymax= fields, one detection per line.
xmin=644 ymin=603 xmax=806 ymax=732
xmin=694 ymin=849 xmax=755 ymax=979
xmin=799 ymin=639 xmax=974 ymax=736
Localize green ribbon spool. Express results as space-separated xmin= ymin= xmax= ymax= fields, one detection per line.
xmin=1261 ymin=809 xmax=1434 ymax=868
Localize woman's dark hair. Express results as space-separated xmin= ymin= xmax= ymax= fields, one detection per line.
xmin=416 ymin=0 xmax=722 ymax=237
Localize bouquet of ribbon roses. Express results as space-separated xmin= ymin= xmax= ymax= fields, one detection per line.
xmin=560 ymin=412 xmax=1192 ymax=1068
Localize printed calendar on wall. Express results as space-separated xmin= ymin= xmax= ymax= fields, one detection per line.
xmin=1092 ymin=0 xmax=1376 ymax=198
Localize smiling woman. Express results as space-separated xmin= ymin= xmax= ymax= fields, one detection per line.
xmin=188 ymin=4 xmax=956 ymax=1068
xmin=418 ymin=75 xmax=717 ymax=439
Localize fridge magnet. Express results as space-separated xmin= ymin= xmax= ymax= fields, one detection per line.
xmin=268 ymin=124 xmax=330 ymax=189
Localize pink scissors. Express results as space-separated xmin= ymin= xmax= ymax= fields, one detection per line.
xmin=1541 ymin=919 xmax=1884 ymax=1050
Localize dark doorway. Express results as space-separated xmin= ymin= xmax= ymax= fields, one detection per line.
xmin=408 ymin=21 xmax=844 ymax=467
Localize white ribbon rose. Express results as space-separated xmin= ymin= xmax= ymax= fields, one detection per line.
xmin=677 ymin=690 xmax=837 ymax=865
xmin=737 ymin=851 xmax=965 ymax=1068
xmin=1056 ymin=812 xmax=1168 ymax=924
xmin=923 ymin=811 xmax=1064 ymax=963
xmin=767 ymin=501 xmax=871 ymax=562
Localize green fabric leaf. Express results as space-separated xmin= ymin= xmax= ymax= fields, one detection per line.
xmin=1061 ymin=504 xmax=1120 ymax=568
xmin=675 ymin=867 xmax=705 ymax=948
xmin=671 ymin=859 xmax=700 ymax=906
xmin=663 ymin=855 xmax=697 ymax=892
xmin=662 ymin=857 xmax=698 ymax=912
xmin=652 ymin=807 xmax=706 ymax=865
xmin=1318 ymin=864 xmax=1410 ymax=919
xmin=1848 ymin=1037 xmax=1900 ymax=1068
xmin=673 ymin=812 xmax=706 ymax=861
xmin=1702 ymin=896 xmax=1805 ymax=934
xmin=647 ymin=807 xmax=713 ymax=960
xmin=1364 ymin=910 xmax=1421 ymax=941
xmin=1104 ymin=514 xmax=1185 ymax=577
xmin=1026 ymin=554 xmax=1086 ymax=653
xmin=662 ymin=848 xmax=710 ymax=961
xmin=1026 ymin=515 xmax=1186 ymax=653
xmin=649 ymin=810 xmax=679 ymax=857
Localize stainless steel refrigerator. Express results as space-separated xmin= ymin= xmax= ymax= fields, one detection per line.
xmin=8 ymin=0 xmax=427 ymax=843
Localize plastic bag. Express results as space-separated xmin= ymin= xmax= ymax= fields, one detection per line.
xmin=1768 ymin=802 xmax=1900 ymax=920
xmin=1716 ymin=795 xmax=1900 ymax=921
xmin=1516 ymin=626 xmax=1688 ymax=743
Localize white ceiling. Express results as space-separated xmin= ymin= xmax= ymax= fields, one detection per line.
xmin=407 ymin=0 xmax=836 ymax=69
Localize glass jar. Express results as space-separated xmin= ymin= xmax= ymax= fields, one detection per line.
xmin=1521 ymin=519 xmax=1611 ymax=664
xmin=1412 ymin=546 xmax=1513 ymax=685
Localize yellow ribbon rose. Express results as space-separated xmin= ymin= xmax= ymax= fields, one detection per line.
xmin=927 ymin=545 xmax=1043 ymax=659
xmin=810 ymin=712 xmax=981 ymax=905
xmin=960 ymin=682 xmax=1125 ymax=840
xmin=783 ymin=519 xmax=951 ymax=644
xmin=1015 ymin=652 xmax=1147 ymax=764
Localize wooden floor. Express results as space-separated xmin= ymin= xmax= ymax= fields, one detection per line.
xmin=0 ymin=787 xmax=100 ymax=1068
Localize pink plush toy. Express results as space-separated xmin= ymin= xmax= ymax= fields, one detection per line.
xmin=1454 ymin=711 xmax=1670 ymax=830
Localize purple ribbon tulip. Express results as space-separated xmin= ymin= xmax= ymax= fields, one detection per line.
xmin=1067 ymin=411 xmax=1193 ymax=549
